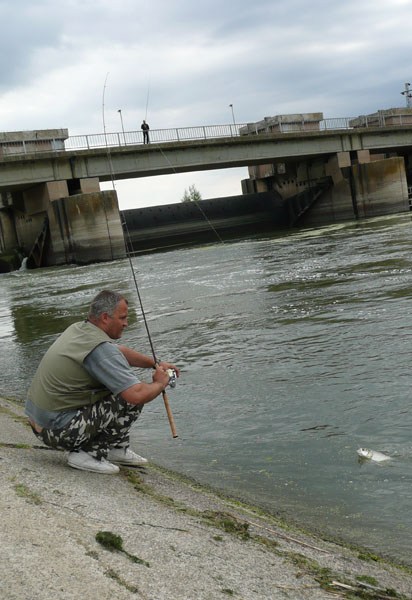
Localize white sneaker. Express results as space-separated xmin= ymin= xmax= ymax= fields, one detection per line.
xmin=67 ymin=450 xmax=120 ymax=474
xmin=107 ymin=447 xmax=148 ymax=466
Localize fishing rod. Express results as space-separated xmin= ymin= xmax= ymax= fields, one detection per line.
xmin=145 ymin=77 xmax=150 ymax=122
xmin=138 ymin=76 xmax=226 ymax=244
xmin=121 ymin=217 xmax=178 ymax=438
xmin=102 ymin=73 xmax=178 ymax=438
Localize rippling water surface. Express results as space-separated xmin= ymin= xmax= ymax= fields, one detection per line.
xmin=1 ymin=213 xmax=412 ymax=563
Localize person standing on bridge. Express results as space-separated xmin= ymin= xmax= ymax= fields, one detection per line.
xmin=141 ymin=119 xmax=150 ymax=144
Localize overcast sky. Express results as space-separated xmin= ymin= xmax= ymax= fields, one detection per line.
xmin=1 ymin=0 xmax=411 ymax=209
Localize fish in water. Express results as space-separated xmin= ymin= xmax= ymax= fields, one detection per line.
xmin=357 ymin=448 xmax=391 ymax=462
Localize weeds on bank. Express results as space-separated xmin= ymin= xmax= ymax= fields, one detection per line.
xmin=202 ymin=510 xmax=251 ymax=540
xmin=123 ymin=467 xmax=411 ymax=599
xmin=125 ymin=470 xmax=252 ymax=541
xmin=96 ymin=530 xmax=150 ymax=567
xmin=124 ymin=469 xmax=185 ymax=510
xmin=104 ymin=568 xmax=139 ymax=594
xmin=0 ymin=442 xmax=32 ymax=449
xmin=357 ymin=575 xmax=379 ymax=587
xmin=13 ymin=482 xmax=42 ymax=505
xmin=358 ymin=552 xmax=381 ymax=563
xmin=278 ymin=552 xmax=410 ymax=599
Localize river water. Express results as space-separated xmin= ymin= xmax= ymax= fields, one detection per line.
xmin=1 ymin=213 xmax=412 ymax=564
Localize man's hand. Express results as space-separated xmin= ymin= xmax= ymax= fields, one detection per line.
xmin=157 ymin=361 xmax=180 ymax=378
xmin=121 ymin=365 xmax=173 ymax=406
xmin=152 ymin=364 xmax=171 ymax=389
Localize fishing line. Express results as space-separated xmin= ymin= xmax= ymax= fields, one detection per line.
xmin=155 ymin=144 xmax=226 ymax=245
xmin=139 ymin=75 xmax=225 ymax=246
xmin=102 ymin=73 xmax=154 ymax=353
xmin=144 ymin=77 xmax=150 ymax=122
xmin=102 ymin=73 xmax=177 ymax=437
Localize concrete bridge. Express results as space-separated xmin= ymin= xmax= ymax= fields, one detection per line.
xmin=1 ymin=109 xmax=411 ymax=270
xmin=1 ymin=117 xmax=412 ymax=188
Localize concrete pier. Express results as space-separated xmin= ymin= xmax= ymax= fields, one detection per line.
xmin=240 ymin=111 xmax=412 ymax=227
xmin=0 ymin=183 xmax=125 ymax=270
xmin=47 ymin=190 xmax=125 ymax=265
xmin=0 ymin=130 xmax=126 ymax=270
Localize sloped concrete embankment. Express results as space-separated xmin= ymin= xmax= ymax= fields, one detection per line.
xmin=1 ymin=396 xmax=412 ymax=600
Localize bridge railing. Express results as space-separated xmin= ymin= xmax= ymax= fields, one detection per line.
xmin=64 ymin=123 xmax=245 ymax=151
xmin=63 ymin=120 xmax=353 ymax=151
xmin=48 ymin=115 xmax=412 ymax=152
xmin=1 ymin=115 xmax=412 ymax=157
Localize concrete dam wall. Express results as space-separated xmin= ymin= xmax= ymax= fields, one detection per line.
xmin=121 ymin=192 xmax=286 ymax=252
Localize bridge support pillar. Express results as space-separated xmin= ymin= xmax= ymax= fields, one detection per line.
xmin=0 ymin=205 xmax=18 ymax=252
xmin=297 ymin=152 xmax=409 ymax=226
xmin=351 ymin=156 xmax=409 ymax=217
xmin=1 ymin=180 xmax=126 ymax=267
xmin=46 ymin=189 xmax=126 ymax=265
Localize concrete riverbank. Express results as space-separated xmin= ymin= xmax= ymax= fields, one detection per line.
xmin=1 ymin=395 xmax=411 ymax=600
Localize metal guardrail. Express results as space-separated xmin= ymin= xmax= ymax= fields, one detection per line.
xmin=1 ymin=114 xmax=412 ymax=157
xmin=64 ymin=124 xmax=248 ymax=151
xmin=64 ymin=119 xmax=356 ymax=151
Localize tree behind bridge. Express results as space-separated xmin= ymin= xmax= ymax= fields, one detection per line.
xmin=181 ymin=184 xmax=202 ymax=203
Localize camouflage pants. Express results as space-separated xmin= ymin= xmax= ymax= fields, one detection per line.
xmin=33 ymin=395 xmax=142 ymax=460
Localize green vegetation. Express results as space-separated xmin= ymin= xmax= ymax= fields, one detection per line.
xmin=356 ymin=575 xmax=379 ymax=586
xmin=104 ymin=568 xmax=139 ymax=594
xmin=181 ymin=184 xmax=202 ymax=203
xmin=358 ymin=552 xmax=381 ymax=563
xmin=13 ymin=483 xmax=42 ymax=505
xmin=95 ymin=530 xmax=150 ymax=567
xmin=124 ymin=469 xmax=189 ymax=514
xmin=202 ymin=510 xmax=250 ymax=540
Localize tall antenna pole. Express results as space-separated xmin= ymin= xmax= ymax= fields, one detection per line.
xmin=401 ymin=82 xmax=412 ymax=108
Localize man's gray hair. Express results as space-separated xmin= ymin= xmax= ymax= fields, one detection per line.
xmin=88 ymin=290 xmax=128 ymax=318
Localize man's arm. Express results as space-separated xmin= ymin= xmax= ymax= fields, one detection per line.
xmin=118 ymin=345 xmax=155 ymax=368
xmin=84 ymin=344 xmax=178 ymax=407
xmin=120 ymin=365 xmax=170 ymax=405
xmin=118 ymin=345 xmax=180 ymax=376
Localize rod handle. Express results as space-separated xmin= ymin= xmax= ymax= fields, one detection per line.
xmin=162 ymin=390 xmax=178 ymax=438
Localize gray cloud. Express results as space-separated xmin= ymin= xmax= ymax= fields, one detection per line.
xmin=1 ymin=0 xmax=411 ymax=206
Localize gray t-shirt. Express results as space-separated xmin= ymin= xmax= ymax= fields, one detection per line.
xmin=83 ymin=342 xmax=141 ymax=394
xmin=25 ymin=342 xmax=141 ymax=429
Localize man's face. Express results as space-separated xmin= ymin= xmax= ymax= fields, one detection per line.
xmin=104 ymin=299 xmax=129 ymax=339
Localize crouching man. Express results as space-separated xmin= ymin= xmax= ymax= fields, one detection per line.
xmin=25 ymin=289 xmax=179 ymax=474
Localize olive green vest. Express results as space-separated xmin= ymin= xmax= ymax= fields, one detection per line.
xmin=28 ymin=321 xmax=113 ymax=412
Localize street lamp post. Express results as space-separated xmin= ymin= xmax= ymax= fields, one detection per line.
xmin=229 ymin=103 xmax=236 ymax=129
xmin=117 ymin=109 xmax=126 ymax=143
xmin=229 ymin=104 xmax=236 ymax=135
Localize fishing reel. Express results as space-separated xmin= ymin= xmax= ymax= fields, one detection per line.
xmin=166 ymin=368 xmax=177 ymax=388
